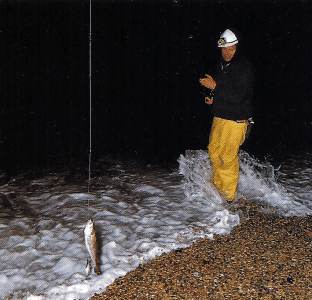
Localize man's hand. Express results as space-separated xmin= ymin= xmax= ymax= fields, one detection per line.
xmin=205 ymin=97 xmax=213 ymax=105
xmin=199 ymin=74 xmax=216 ymax=90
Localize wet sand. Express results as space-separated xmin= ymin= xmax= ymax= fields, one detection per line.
xmin=90 ymin=201 xmax=312 ymax=299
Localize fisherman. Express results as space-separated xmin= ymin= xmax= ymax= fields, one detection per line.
xmin=199 ymin=28 xmax=255 ymax=203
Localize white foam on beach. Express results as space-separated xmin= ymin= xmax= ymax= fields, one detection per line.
xmin=0 ymin=150 xmax=311 ymax=299
xmin=180 ymin=150 xmax=312 ymax=216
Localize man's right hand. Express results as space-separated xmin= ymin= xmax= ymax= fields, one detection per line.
xmin=199 ymin=74 xmax=216 ymax=90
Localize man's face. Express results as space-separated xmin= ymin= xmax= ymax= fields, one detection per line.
xmin=222 ymin=45 xmax=236 ymax=62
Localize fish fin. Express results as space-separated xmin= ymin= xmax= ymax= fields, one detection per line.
xmin=85 ymin=258 xmax=92 ymax=277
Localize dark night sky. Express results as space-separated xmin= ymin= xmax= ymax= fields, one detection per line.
xmin=1 ymin=0 xmax=312 ymax=175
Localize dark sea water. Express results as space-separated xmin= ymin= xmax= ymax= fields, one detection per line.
xmin=0 ymin=148 xmax=312 ymax=299
xmin=1 ymin=0 xmax=312 ymax=298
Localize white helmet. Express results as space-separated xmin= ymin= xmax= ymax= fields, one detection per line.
xmin=217 ymin=29 xmax=238 ymax=48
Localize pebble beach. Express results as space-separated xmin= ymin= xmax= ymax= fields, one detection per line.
xmin=90 ymin=200 xmax=312 ymax=299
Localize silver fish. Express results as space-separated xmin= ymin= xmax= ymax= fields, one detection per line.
xmin=84 ymin=219 xmax=100 ymax=275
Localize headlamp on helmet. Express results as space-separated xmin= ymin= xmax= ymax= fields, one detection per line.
xmin=217 ymin=38 xmax=226 ymax=47
xmin=217 ymin=29 xmax=238 ymax=48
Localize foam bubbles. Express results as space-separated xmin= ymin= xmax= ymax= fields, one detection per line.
xmin=0 ymin=150 xmax=311 ymax=299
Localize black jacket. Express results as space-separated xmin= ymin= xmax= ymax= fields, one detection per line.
xmin=210 ymin=55 xmax=254 ymax=121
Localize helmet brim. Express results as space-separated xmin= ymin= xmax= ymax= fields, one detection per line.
xmin=217 ymin=40 xmax=238 ymax=48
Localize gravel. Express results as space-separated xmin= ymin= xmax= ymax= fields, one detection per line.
xmin=90 ymin=203 xmax=312 ymax=300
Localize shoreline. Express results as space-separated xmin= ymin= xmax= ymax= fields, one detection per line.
xmin=90 ymin=208 xmax=312 ymax=299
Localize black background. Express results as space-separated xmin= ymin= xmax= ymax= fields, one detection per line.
xmin=1 ymin=0 xmax=312 ymax=175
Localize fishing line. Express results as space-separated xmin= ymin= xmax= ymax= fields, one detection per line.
xmin=85 ymin=0 xmax=100 ymax=278
xmin=87 ymin=0 xmax=92 ymax=210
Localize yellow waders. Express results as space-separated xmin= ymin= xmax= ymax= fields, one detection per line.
xmin=208 ymin=117 xmax=247 ymax=200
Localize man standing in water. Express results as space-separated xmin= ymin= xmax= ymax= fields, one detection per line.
xmin=199 ymin=28 xmax=254 ymax=203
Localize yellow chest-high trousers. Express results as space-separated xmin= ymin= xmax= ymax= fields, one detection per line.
xmin=208 ymin=117 xmax=247 ymax=200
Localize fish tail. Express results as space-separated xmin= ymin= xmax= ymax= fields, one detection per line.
xmin=94 ymin=263 xmax=101 ymax=275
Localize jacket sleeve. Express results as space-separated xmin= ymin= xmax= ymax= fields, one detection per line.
xmin=214 ymin=59 xmax=254 ymax=105
xmin=203 ymin=87 xmax=215 ymax=99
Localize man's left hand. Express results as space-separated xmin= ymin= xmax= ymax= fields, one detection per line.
xmin=205 ymin=97 xmax=213 ymax=105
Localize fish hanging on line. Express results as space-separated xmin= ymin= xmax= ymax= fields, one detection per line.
xmin=84 ymin=219 xmax=101 ymax=275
